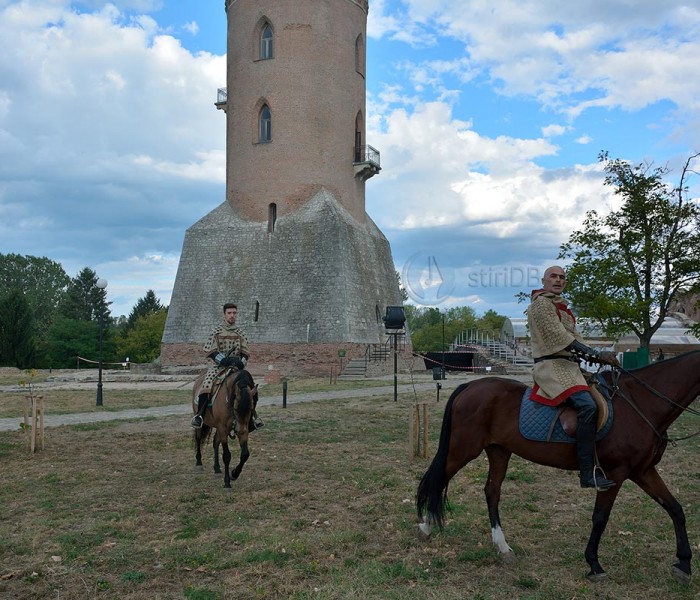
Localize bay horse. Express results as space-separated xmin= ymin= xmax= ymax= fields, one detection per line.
xmin=417 ymin=350 xmax=700 ymax=582
xmin=192 ymin=368 xmax=258 ymax=488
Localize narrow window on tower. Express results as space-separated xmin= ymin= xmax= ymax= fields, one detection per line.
xmin=355 ymin=34 xmax=365 ymax=76
xmin=354 ymin=112 xmax=363 ymax=162
xmin=259 ymin=104 xmax=272 ymax=143
xmin=261 ymin=24 xmax=273 ymax=60
xmin=268 ymin=202 xmax=277 ymax=233
xmin=375 ymin=304 xmax=381 ymax=323
xmin=254 ymin=300 xmax=260 ymax=322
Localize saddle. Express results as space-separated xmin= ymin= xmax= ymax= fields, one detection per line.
xmin=519 ymin=374 xmax=613 ymax=443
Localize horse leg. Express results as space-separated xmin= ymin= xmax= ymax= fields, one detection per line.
xmin=583 ymin=486 xmax=621 ymax=582
xmin=632 ymin=467 xmax=692 ymax=583
xmin=220 ymin=434 xmax=232 ymax=488
xmin=231 ymin=429 xmax=250 ymax=481
xmin=484 ymin=445 xmax=515 ymax=560
xmin=194 ymin=430 xmax=203 ymax=467
xmin=212 ymin=430 xmax=222 ymax=474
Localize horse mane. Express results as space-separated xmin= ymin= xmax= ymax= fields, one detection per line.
xmin=235 ymin=369 xmax=255 ymax=390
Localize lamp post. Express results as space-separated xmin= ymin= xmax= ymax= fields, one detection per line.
xmin=95 ymin=278 xmax=108 ymax=407
xmin=441 ymin=312 xmax=445 ymax=380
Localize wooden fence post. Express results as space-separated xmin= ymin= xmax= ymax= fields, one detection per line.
xmin=409 ymin=402 xmax=429 ymax=459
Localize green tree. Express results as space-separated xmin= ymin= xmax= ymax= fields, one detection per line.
xmin=476 ymin=309 xmax=506 ymax=337
xmin=45 ymin=317 xmax=100 ymax=369
xmin=0 ymin=254 xmax=70 ymax=318
xmin=116 ymin=308 xmax=168 ymax=363
xmin=560 ymin=152 xmax=700 ymax=348
xmin=60 ymin=267 xmax=112 ymax=323
xmin=0 ymin=289 xmax=36 ymax=368
xmin=125 ymin=290 xmax=164 ymax=331
xmin=0 ymin=254 xmax=70 ymax=363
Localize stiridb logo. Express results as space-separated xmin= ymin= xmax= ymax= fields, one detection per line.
xmin=402 ymin=253 xmax=456 ymax=306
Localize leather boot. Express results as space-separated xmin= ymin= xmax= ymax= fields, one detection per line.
xmin=576 ymin=419 xmax=615 ymax=490
xmin=191 ymin=393 xmax=210 ymax=428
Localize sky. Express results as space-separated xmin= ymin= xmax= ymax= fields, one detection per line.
xmin=1 ymin=1 xmax=699 ymax=319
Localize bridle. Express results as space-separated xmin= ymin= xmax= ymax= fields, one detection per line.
xmin=599 ymin=367 xmax=700 ymax=445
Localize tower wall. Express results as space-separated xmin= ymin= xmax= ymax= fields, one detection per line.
xmin=225 ymin=0 xmax=369 ymax=222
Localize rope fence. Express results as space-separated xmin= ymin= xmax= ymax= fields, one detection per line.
xmin=76 ymin=356 xmax=130 ymax=369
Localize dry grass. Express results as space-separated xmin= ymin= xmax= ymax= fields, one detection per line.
xmin=1 ymin=384 xmax=699 ymax=600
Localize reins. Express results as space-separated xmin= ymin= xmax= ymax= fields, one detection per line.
xmin=602 ymin=366 xmax=700 ymax=445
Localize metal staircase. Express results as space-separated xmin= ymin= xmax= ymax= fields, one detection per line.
xmin=454 ymin=329 xmax=533 ymax=373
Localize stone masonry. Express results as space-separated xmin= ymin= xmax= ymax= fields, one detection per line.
xmin=161 ymin=0 xmax=407 ymax=375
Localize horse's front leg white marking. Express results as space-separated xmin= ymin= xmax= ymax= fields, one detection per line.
xmin=418 ymin=512 xmax=434 ymax=537
xmin=491 ymin=524 xmax=514 ymax=556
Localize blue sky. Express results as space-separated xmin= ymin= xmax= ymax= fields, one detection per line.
xmin=1 ymin=1 xmax=699 ymax=319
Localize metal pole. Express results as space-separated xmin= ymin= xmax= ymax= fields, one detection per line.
xmin=96 ymin=313 xmax=103 ymax=406
xmin=441 ymin=313 xmax=445 ymax=380
xmin=392 ymin=332 xmax=397 ymax=402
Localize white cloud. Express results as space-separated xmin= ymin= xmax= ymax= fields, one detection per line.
xmin=542 ymin=124 xmax=568 ymax=137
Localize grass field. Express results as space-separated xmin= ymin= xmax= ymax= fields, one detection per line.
xmin=1 ymin=382 xmax=699 ymax=599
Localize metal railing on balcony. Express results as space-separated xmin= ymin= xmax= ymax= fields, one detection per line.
xmin=353 ymin=144 xmax=380 ymax=169
xmin=216 ymin=87 xmax=228 ymax=105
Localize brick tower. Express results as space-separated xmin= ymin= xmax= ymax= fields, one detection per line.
xmin=161 ymin=0 xmax=404 ymax=374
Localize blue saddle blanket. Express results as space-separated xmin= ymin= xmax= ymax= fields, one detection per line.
xmin=519 ymin=387 xmax=614 ymax=443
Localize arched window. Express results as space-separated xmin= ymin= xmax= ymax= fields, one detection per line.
xmin=355 ymin=34 xmax=364 ymax=76
xmin=268 ymin=202 xmax=277 ymax=233
xmin=259 ymin=105 xmax=272 ymax=143
xmin=261 ymin=24 xmax=273 ymax=60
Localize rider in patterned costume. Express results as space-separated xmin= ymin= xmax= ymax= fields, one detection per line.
xmin=528 ymin=266 xmax=619 ymax=490
xmin=191 ymin=303 xmax=262 ymax=430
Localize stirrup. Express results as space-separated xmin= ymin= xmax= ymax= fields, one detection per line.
xmin=581 ymin=467 xmax=615 ymax=491
xmin=191 ymin=415 xmax=203 ymax=429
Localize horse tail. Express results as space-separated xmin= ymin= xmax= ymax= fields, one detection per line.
xmin=192 ymin=424 xmax=212 ymax=447
xmin=416 ymin=382 xmax=471 ymax=529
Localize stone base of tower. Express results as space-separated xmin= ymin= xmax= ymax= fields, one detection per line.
xmin=161 ymin=188 xmax=406 ymax=374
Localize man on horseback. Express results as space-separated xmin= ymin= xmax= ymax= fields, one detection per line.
xmin=528 ymin=266 xmax=620 ymax=491
xmin=191 ymin=303 xmax=263 ymax=431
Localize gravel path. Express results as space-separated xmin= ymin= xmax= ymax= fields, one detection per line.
xmin=0 ymin=381 xmax=461 ymax=432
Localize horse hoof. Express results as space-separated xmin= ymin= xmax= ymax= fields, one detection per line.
xmin=672 ymin=564 xmax=691 ymax=585
xmin=418 ymin=522 xmax=431 ymax=538
xmin=499 ymin=551 xmax=517 ymax=564
xmin=586 ymin=571 xmax=607 ymax=583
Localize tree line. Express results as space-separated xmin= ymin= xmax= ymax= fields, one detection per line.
xmin=0 ymin=255 xmax=167 ymax=369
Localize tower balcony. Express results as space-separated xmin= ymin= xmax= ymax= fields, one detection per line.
xmin=353 ymin=144 xmax=381 ymax=181
xmin=215 ymin=87 xmax=228 ymax=112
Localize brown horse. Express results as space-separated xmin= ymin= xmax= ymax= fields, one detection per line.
xmin=192 ymin=369 xmax=258 ymax=488
xmin=417 ymin=350 xmax=700 ymax=582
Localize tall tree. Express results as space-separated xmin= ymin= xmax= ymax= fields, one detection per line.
xmin=126 ymin=290 xmax=164 ymax=331
xmin=46 ymin=317 xmax=100 ymax=369
xmin=0 ymin=289 xmax=36 ymax=368
xmin=116 ymin=308 xmax=168 ymax=363
xmin=0 ymin=253 xmax=69 ymax=327
xmin=559 ymin=151 xmax=700 ymax=348
xmin=60 ymin=267 xmax=112 ymax=322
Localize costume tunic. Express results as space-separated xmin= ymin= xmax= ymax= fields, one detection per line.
xmin=527 ymin=290 xmax=588 ymax=405
xmin=199 ymin=322 xmax=250 ymax=394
